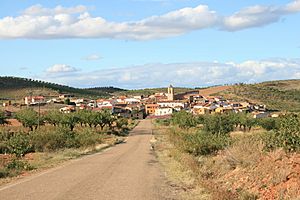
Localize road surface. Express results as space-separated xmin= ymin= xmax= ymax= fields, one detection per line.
xmin=0 ymin=119 xmax=175 ymax=200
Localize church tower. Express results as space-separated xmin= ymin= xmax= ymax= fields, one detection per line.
xmin=167 ymin=84 xmax=174 ymax=101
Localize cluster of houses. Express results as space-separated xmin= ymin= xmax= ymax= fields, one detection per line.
xmin=16 ymin=85 xmax=276 ymax=119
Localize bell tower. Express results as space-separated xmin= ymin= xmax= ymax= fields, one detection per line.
xmin=167 ymin=84 xmax=174 ymax=101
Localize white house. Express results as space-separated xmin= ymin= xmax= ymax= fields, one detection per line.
xmin=124 ymin=98 xmax=140 ymax=104
xmin=24 ymin=96 xmax=45 ymax=105
xmin=157 ymin=101 xmax=185 ymax=109
xmin=155 ymin=107 xmax=173 ymax=116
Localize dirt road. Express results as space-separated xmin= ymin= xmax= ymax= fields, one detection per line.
xmin=0 ymin=119 xmax=174 ymax=200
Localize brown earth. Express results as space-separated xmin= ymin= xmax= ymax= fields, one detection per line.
xmin=199 ymin=85 xmax=231 ymax=97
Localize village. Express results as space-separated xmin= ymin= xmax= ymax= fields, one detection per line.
xmin=1 ymin=85 xmax=277 ymax=120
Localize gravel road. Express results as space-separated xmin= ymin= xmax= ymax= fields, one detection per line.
xmin=0 ymin=119 xmax=175 ymax=200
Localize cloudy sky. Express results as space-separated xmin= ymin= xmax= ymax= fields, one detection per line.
xmin=0 ymin=0 xmax=299 ymax=89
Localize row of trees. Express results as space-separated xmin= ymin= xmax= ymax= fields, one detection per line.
xmin=170 ymin=111 xmax=300 ymax=152
xmin=13 ymin=108 xmax=128 ymax=132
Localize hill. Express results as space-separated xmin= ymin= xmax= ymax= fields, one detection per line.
xmin=0 ymin=76 xmax=122 ymax=99
xmin=216 ymin=79 xmax=300 ymax=112
xmin=112 ymin=87 xmax=195 ymax=96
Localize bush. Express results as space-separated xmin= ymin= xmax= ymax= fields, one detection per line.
xmin=169 ymin=129 xmax=230 ymax=156
xmin=6 ymin=132 xmax=33 ymax=157
xmin=5 ymin=159 xmax=33 ymax=171
xmin=0 ymin=168 xmax=9 ymax=178
xmin=75 ymin=128 xmax=102 ymax=147
xmin=185 ymin=131 xmax=230 ymax=156
xmin=263 ymin=114 xmax=300 ymax=152
xmin=172 ymin=111 xmax=197 ymax=129
xmin=31 ymin=127 xmax=77 ymax=152
xmin=258 ymin=117 xmax=279 ymax=131
xmin=155 ymin=118 xmax=171 ymax=126
xmin=203 ymin=114 xmax=234 ymax=135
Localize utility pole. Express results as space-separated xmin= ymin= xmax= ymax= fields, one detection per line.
xmin=38 ymin=102 xmax=40 ymax=130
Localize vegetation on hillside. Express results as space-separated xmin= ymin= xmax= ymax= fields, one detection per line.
xmin=155 ymin=111 xmax=300 ymax=199
xmin=112 ymin=87 xmax=195 ymax=96
xmin=0 ymin=76 xmax=123 ymax=99
xmin=219 ymin=80 xmax=300 ymax=112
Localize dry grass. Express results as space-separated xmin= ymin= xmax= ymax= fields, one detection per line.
xmin=154 ymin=121 xmax=300 ymax=200
xmin=153 ymin=128 xmax=211 ymax=200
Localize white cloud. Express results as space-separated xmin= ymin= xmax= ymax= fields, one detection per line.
xmin=40 ymin=58 xmax=300 ymax=88
xmin=84 ymin=54 xmax=102 ymax=61
xmin=0 ymin=1 xmax=299 ymax=40
xmin=285 ymin=0 xmax=300 ymax=12
xmin=222 ymin=5 xmax=283 ymax=31
xmin=23 ymin=4 xmax=88 ymax=16
xmin=46 ymin=64 xmax=79 ymax=73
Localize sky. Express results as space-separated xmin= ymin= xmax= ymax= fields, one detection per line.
xmin=0 ymin=0 xmax=299 ymax=89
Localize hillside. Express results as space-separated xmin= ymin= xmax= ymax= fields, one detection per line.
xmin=112 ymin=87 xmax=195 ymax=96
xmin=0 ymin=76 xmax=122 ymax=99
xmin=217 ymin=79 xmax=300 ymax=112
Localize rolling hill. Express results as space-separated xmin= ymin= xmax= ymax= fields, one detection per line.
xmin=216 ymin=79 xmax=300 ymax=112
xmin=0 ymin=76 xmax=124 ymax=99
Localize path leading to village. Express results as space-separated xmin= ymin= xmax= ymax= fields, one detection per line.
xmin=0 ymin=119 xmax=174 ymax=200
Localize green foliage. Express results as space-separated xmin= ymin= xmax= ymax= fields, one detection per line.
xmin=64 ymin=98 xmax=71 ymax=105
xmin=184 ymin=131 xmax=230 ymax=156
xmin=31 ymin=127 xmax=77 ymax=152
xmin=172 ymin=111 xmax=197 ymax=129
xmin=203 ymin=114 xmax=234 ymax=135
xmin=75 ymin=128 xmax=102 ymax=147
xmin=258 ymin=117 xmax=279 ymax=131
xmin=61 ymin=113 xmax=80 ymax=131
xmin=226 ymin=80 xmax=300 ymax=112
xmin=44 ymin=110 xmax=62 ymax=126
xmin=169 ymin=128 xmax=230 ymax=156
xmin=0 ymin=76 xmax=111 ymax=98
xmin=15 ymin=108 xmax=42 ymax=131
xmin=237 ymin=113 xmax=258 ymax=132
xmin=5 ymin=159 xmax=34 ymax=171
xmin=6 ymin=132 xmax=33 ymax=157
xmin=0 ymin=159 xmax=34 ymax=178
xmin=263 ymin=114 xmax=300 ymax=152
xmin=155 ymin=118 xmax=171 ymax=126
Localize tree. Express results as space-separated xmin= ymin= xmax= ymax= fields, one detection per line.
xmin=172 ymin=111 xmax=197 ymax=129
xmin=238 ymin=113 xmax=257 ymax=131
xmin=44 ymin=110 xmax=62 ymax=126
xmin=61 ymin=113 xmax=79 ymax=131
xmin=116 ymin=117 xmax=128 ymax=132
xmin=203 ymin=114 xmax=234 ymax=135
xmin=15 ymin=108 xmax=42 ymax=131
xmin=96 ymin=109 xmax=114 ymax=130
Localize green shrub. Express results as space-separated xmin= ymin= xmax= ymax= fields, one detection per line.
xmin=31 ymin=127 xmax=77 ymax=152
xmin=184 ymin=131 xmax=230 ymax=156
xmin=169 ymin=129 xmax=230 ymax=156
xmin=172 ymin=111 xmax=197 ymax=129
xmin=5 ymin=159 xmax=34 ymax=171
xmin=6 ymin=132 xmax=33 ymax=157
xmin=258 ymin=117 xmax=279 ymax=131
xmin=155 ymin=119 xmax=171 ymax=126
xmin=75 ymin=128 xmax=102 ymax=147
xmin=263 ymin=114 xmax=300 ymax=152
xmin=0 ymin=168 xmax=9 ymax=178
xmin=203 ymin=114 xmax=234 ymax=135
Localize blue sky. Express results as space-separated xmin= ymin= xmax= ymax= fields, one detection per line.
xmin=0 ymin=0 xmax=299 ymax=89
